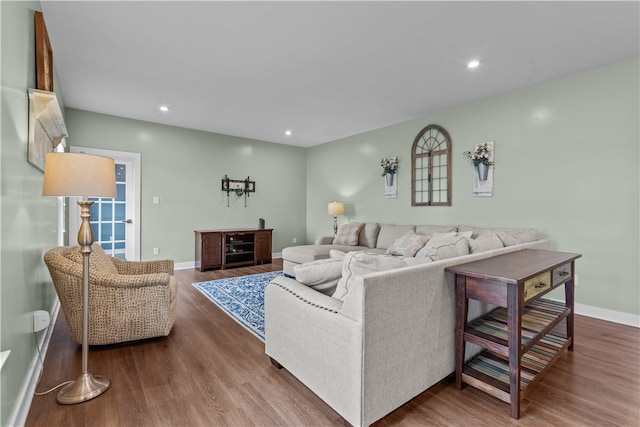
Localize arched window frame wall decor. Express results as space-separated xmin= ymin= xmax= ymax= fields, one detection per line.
xmin=411 ymin=124 xmax=452 ymax=206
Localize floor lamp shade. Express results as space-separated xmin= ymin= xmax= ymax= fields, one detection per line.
xmin=43 ymin=152 xmax=116 ymax=198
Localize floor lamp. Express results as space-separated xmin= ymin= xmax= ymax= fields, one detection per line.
xmin=42 ymin=152 xmax=116 ymax=404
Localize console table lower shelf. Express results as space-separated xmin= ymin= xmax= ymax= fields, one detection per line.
xmin=462 ymin=299 xmax=571 ymax=404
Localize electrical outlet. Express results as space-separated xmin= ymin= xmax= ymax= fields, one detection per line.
xmin=153 ymin=248 xmax=159 ymax=255
xmin=292 ymin=237 xmax=297 ymax=243
xmin=33 ymin=310 xmax=51 ymax=332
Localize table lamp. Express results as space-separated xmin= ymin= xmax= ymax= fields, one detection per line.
xmin=327 ymin=202 xmax=344 ymax=236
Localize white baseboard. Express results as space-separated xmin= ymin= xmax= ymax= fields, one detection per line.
xmin=175 ymin=261 xmax=195 ymax=270
xmin=8 ymin=299 xmax=60 ymax=427
xmin=573 ymin=301 xmax=639 ymax=327
xmin=175 ymin=253 xmax=282 ymax=271
xmin=549 ymin=298 xmax=639 ymax=328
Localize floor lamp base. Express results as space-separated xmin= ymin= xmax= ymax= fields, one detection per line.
xmin=56 ymin=372 xmax=110 ymax=404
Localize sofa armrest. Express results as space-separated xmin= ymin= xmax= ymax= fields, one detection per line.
xmin=315 ymin=236 xmax=334 ymax=245
xmin=265 ymin=276 xmax=363 ymax=424
xmin=267 ymin=276 xmax=343 ymax=313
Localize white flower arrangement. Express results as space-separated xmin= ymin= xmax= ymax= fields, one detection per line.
xmin=463 ymin=143 xmax=494 ymax=167
xmin=380 ymin=156 xmax=398 ymax=176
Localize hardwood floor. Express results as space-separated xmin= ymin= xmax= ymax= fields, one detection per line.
xmin=27 ymin=259 xmax=639 ymax=426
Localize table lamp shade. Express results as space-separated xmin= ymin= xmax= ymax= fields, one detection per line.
xmin=328 ymin=202 xmax=344 ymax=216
xmin=43 ymin=153 xmax=116 ymax=198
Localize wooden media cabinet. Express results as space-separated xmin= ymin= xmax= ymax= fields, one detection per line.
xmin=195 ymin=228 xmax=272 ymax=271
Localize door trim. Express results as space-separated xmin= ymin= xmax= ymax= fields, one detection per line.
xmin=69 ymin=146 xmax=141 ymax=260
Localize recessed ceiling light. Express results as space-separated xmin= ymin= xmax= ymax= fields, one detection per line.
xmin=159 ymin=105 xmax=170 ymax=112
xmin=467 ymin=60 xmax=480 ymax=69
xmin=285 ymin=130 xmax=292 ymax=136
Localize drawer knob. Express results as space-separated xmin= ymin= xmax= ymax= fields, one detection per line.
xmin=559 ymin=271 xmax=570 ymax=276
xmin=535 ymin=282 xmax=546 ymax=289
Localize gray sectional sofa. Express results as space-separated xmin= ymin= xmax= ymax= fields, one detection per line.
xmin=265 ymin=222 xmax=549 ymax=426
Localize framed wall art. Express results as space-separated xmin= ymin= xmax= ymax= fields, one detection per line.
xmin=34 ymin=11 xmax=54 ymax=91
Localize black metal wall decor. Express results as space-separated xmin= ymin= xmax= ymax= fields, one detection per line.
xmin=222 ymin=175 xmax=255 ymax=207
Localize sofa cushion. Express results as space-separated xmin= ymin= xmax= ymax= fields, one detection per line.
xmin=495 ymin=228 xmax=539 ymax=246
xmin=64 ymin=244 xmax=118 ymax=275
xmin=294 ymin=258 xmax=343 ymax=287
xmin=416 ymin=231 xmax=471 ymax=261
xmin=282 ymin=244 xmax=368 ymax=265
xmin=385 ymin=231 xmax=430 ymax=257
xmin=468 ymin=232 xmax=504 ymax=254
xmin=332 ymin=252 xmax=410 ymax=301
xmin=358 ymin=223 xmax=381 ymax=248
xmin=333 ymin=222 xmax=365 ymax=246
xmin=375 ymin=224 xmax=416 ymax=249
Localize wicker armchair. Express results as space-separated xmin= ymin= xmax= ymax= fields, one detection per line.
xmin=44 ymin=244 xmax=177 ymax=345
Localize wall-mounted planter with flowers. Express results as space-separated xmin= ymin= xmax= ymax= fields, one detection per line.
xmin=463 ymin=142 xmax=494 ymax=197
xmin=381 ymin=156 xmax=398 ymax=198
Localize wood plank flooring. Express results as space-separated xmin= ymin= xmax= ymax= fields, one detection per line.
xmin=26 ymin=259 xmax=639 ymax=426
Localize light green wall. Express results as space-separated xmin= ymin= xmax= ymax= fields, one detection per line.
xmin=64 ymin=109 xmax=308 ymax=262
xmin=306 ymin=59 xmax=640 ymax=316
xmin=0 ymin=6 xmax=636 ymax=422
xmin=1 ymin=1 xmax=61 ymax=425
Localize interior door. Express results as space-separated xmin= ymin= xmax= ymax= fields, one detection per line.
xmin=69 ymin=147 xmax=141 ymax=260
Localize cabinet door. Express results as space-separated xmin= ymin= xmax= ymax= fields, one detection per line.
xmin=202 ymin=232 xmax=222 ymax=269
xmin=254 ymin=230 xmax=272 ymax=263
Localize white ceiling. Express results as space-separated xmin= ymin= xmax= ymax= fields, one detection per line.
xmin=40 ymin=1 xmax=639 ymax=148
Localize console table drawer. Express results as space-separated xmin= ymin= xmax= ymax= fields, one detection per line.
xmin=552 ymin=263 xmax=572 ymax=286
xmin=524 ymin=271 xmax=551 ymax=301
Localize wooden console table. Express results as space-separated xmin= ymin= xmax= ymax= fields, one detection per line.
xmin=195 ymin=228 xmax=272 ymax=271
xmin=446 ymin=249 xmax=581 ymax=419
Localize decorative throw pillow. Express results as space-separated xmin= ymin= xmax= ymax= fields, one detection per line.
xmin=457 ymin=225 xmax=492 ymax=239
xmin=333 ymin=222 xmax=365 ymax=246
xmin=375 ymin=224 xmax=416 ymax=249
xmin=416 ymin=231 xmax=471 ymax=261
xmin=415 ymin=231 xmax=456 ymax=258
xmin=385 ymin=231 xmax=430 ymax=257
xmin=495 ymin=228 xmax=539 ymax=246
xmin=332 ymin=252 xmax=408 ymax=301
xmin=468 ymin=232 xmax=504 ymax=254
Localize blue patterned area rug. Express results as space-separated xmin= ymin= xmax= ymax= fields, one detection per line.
xmin=192 ymin=271 xmax=283 ymax=342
